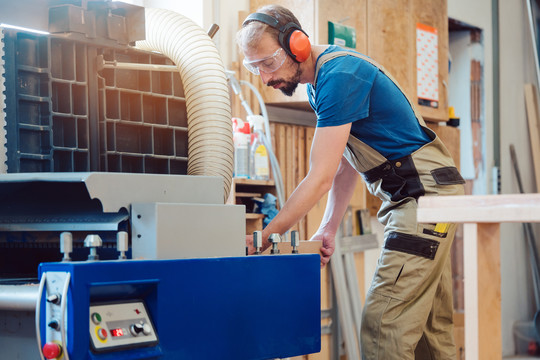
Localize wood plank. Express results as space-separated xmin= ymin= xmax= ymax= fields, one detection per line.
xmin=285 ymin=124 xmax=294 ymax=200
xmin=453 ymin=312 xmax=465 ymax=358
xmin=477 ymin=223 xmax=501 ymax=360
xmin=284 ymin=124 xmax=300 ymax=234
xmin=367 ymin=0 xmax=413 ymax=103
xmin=461 ymin=222 xmax=502 ymax=360
xmin=277 ymin=123 xmax=287 ymax=198
xmin=236 ymin=192 xmax=262 ymax=198
xmin=269 ymin=122 xmax=277 ymax=156
xmin=417 ymin=194 xmax=540 ymax=223
xmin=524 ymin=83 xmax=540 ymax=192
xmin=463 ymin=223 xmax=479 ymax=360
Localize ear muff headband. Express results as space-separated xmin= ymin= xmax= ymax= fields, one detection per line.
xmin=243 ymin=12 xmax=311 ymax=63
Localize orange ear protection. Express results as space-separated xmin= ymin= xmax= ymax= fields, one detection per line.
xmin=243 ymin=12 xmax=311 ymax=63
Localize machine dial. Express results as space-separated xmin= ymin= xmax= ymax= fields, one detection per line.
xmin=130 ymin=323 xmax=144 ymax=336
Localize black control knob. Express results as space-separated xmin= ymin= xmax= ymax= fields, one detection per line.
xmin=48 ymin=319 xmax=60 ymax=331
xmin=130 ymin=323 xmax=144 ymax=336
xmin=46 ymin=294 xmax=61 ymax=305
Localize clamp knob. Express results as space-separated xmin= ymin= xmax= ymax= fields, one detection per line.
xmin=84 ymin=234 xmax=103 ymax=261
xmin=117 ymin=231 xmax=129 ymax=259
xmin=291 ymin=230 xmax=299 ymax=254
xmin=269 ymin=233 xmax=281 ymax=254
xmin=253 ymin=231 xmax=262 ymax=255
xmin=60 ymin=232 xmax=72 ymax=262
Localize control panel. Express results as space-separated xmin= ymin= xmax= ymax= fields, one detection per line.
xmin=89 ymin=301 xmax=158 ymax=352
xmin=40 ymin=271 xmax=70 ymax=360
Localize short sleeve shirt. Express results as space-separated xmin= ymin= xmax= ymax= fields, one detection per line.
xmin=307 ymin=46 xmax=431 ymax=160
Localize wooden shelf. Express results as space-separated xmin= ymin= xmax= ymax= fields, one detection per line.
xmin=236 ymin=192 xmax=262 ymax=198
xmin=246 ymin=213 xmax=265 ymax=220
xmin=233 ymin=178 xmax=275 ymax=186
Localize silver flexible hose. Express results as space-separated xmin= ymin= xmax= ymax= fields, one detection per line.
xmin=136 ymin=8 xmax=233 ymax=202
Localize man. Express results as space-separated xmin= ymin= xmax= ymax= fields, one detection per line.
xmin=237 ymin=5 xmax=465 ymax=360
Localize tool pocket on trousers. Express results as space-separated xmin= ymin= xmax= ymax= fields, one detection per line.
xmin=430 ymin=166 xmax=465 ymax=185
xmin=384 ymin=232 xmax=439 ymax=260
xmin=369 ymin=232 xmax=442 ymax=300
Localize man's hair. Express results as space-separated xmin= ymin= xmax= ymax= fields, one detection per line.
xmin=236 ymin=5 xmax=303 ymax=50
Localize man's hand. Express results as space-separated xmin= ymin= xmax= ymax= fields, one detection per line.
xmin=246 ymin=234 xmax=272 ymax=255
xmin=311 ymin=231 xmax=335 ymax=267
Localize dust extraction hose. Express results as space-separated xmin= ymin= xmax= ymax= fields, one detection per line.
xmin=136 ymin=8 xmax=233 ymax=202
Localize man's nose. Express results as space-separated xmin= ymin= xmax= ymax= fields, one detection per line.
xmin=259 ymin=71 xmax=272 ymax=84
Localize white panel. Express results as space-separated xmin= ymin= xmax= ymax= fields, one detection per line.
xmin=131 ymin=202 xmax=246 ymax=259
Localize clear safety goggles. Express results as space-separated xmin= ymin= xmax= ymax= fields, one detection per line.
xmin=243 ymin=48 xmax=287 ymax=75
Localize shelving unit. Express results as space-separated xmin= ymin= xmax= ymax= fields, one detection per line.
xmin=229 ymin=177 xmax=276 ymax=234
xmin=2 ymin=27 xmax=189 ymax=175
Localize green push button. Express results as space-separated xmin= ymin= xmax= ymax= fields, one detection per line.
xmin=91 ymin=312 xmax=102 ymax=325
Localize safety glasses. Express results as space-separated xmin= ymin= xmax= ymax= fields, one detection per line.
xmin=243 ymin=48 xmax=287 ymax=75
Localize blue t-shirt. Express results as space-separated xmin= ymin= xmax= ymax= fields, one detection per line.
xmin=307 ymin=46 xmax=431 ymax=160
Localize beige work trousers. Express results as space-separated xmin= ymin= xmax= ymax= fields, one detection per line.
xmin=360 ymin=201 xmax=461 ymax=360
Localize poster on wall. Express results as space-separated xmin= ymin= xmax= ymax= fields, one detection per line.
xmin=416 ymin=23 xmax=439 ymax=108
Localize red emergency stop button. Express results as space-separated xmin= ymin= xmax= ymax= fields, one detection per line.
xmin=97 ymin=327 xmax=108 ymax=340
xmin=42 ymin=342 xmax=62 ymax=359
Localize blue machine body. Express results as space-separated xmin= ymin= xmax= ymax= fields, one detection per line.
xmin=38 ymin=255 xmax=321 ymax=360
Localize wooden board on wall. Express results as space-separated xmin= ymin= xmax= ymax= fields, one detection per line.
xmin=367 ymin=0 xmax=414 ymax=103
xmin=316 ymin=0 xmax=367 ymax=54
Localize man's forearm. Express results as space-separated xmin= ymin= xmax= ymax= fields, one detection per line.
xmin=318 ymin=157 xmax=359 ymax=235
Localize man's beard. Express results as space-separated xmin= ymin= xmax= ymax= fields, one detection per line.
xmin=267 ymin=63 xmax=302 ymax=97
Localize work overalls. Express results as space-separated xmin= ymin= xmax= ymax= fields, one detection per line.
xmin=312 ymin=52 xmax=465 ymax=360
